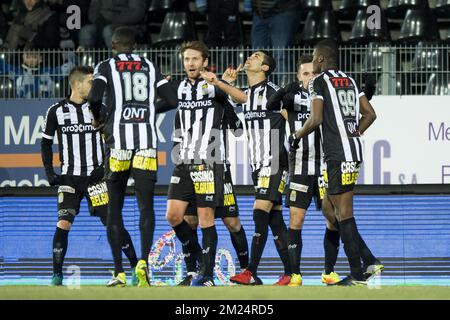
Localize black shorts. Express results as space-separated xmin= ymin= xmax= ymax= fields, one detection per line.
xmin=251 ymin=166 xmax=288 ymax=205
xmin=325 ymin=160 xmax=361 ymax=195
xmin=285 ymin=174 xmax=325 ymax=210
xmin=104 ymin=148 xmax=158 ymax=182
xmin=57 ymin=175 xmax=108 ymax=222
xmin=185 ymin=166 xmax=239 ymax=218
xmin=168 ymin=163 xmax=224 ymax=208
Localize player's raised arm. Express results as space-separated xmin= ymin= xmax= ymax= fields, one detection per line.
xmin=358 ymin=95 xmax=377 ymax=135
xmin=200 ymin=70 xmax=247 ymax=103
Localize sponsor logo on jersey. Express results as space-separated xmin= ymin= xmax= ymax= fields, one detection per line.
xmin=170 ymin=176 xmax=180 ymax=184
xmin=330 ymin=77 xmax=352 ymax=88
xmin=190 ymin=166 xmax=215 ymax=194
xmin=88 ymin=181 xmax=109 ymax=207
xmin=115 ymin=61 xmax=142 ymax=71
xmin=121 ymin=105 xmax=149 ymax=123
xmin=244 ymin=111 xmax=266 ymax=120
xmin=61 ymin=123 xmax=97 ymax=134
xmin=178 ymin=100 xmax=213 ymax=109
xmin=290 ymin=182 xmax=309 ymax=193
xmin=297 ymin=112 xmax=310 ymax=120
xmin=341 ymin=161 xmax=360 ymax=185
xmin=58 ymin=185 xmax=76 ymax=193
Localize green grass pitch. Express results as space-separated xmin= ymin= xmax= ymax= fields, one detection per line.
xmin=1 ymin=285 xmax=449 ymax=300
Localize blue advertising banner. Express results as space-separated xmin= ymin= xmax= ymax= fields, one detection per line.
xmin=0 ymin=99 xmax=176 ymax=186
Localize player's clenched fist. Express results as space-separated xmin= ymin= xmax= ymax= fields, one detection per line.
xmin=200 ymin=70 xmax=218 ymax=84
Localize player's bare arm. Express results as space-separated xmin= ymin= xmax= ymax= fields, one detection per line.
xmin=200 ymin=70 xmax=247 ymax=103
xmin=358 ymin=95 xmax=377 ymax=135
xmin=294 ymin=98 xmax=324 ymax=139
xmin=87 ymin=78 xmax=106 ymax=128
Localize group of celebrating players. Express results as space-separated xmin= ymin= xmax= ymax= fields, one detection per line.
xmin=41 ymin=26 xmax=384 ymax=288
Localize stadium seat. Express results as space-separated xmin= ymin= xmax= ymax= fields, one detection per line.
xmin=411 ymin=42 xmax=442 ymax=71
xmin=386 ymin=0 xmax=429 ymax=19
xmin=148 ymin=0 xmax=173 ymax=12
xmin=362 ymin=42 xmax=392 ymax=72
xmin=337 ymin=0 xmax=381 ymax=20
xmin=397 ymin=9 xmax=439 ymax=43
xmin=300 ymin=0 xmax=332 ymax=11
xmin=435 ymin=0 xmax=450 ymax=18
xmin=348 ymin=9 xmax=390 ymax=44
xmin=153 ymin=12 xmax=197 ymax=47
xmin=424 ymin=73 xmax=450 ymax=95
xmin=300 ymin=11 xmax=341 ymax=46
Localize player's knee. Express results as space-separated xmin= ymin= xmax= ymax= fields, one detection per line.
xmin=166 ymin=210 xmax=183 ymax=226
xmin=223 ymin=217 xmax=241 ymax=233
xmin=289 ymin=218 xmax=304 ymax=230
xmin=326 ymin=219 xmax=338 ymax=231
xmin=253 ymin=200 xmax=272 ymax=213
xmin=290 ymin=208 xmax=305 ymax=229
xmin=57 ymin=208 xmax=76 ymax=226
xmin=57 ymin=219 xmax=72 ymax=230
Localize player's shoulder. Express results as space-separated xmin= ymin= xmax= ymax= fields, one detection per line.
xmin=48 ymin=99 xmax=66 ymax=111
xmin=308 ymin=73 xmax=325 ymax=90
xmin=266 ymin=80 xmax=281 ymax=92
xmin=94 ymin=58 xmax=111 ymax=72
xmin=45 ymin=99 xmax=65 ymax=117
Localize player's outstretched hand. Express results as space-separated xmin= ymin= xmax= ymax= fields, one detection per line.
xmin=222 ymin=64 xmax=243 ymax=84
xmin=289 ymin=133 xmax=301 ymax=150
xmin=200 ymin=70 xmax=218 ymax=85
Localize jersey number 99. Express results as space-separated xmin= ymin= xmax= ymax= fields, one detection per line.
xmin=337 ymin=89 xmax=356 ymax=117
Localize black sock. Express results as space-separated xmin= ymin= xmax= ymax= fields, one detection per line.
xmin=107 ymin=224 xmax=124 ymax=276
xmin=324 ymin=227 xmax=340 ymax=274
xmin=121 ymin=228 xmax=138 ymax=268
xmin=135 ymin=184 xmax=155 ymax=261
xmin=52 ymin=227 xmax=69 ymax=275
xmin=183 ymin=227 xmax=200 ymax=274
xmin=247 ymin=209 xmax=270 ymax=275
xmin=173 ymin=220 xmax=202 ymax=273
xmin=338 ymin=217 xmax=364 ymax=280
xmin=229 ymin=226 xmax=249 ymax=270
xmin=269 ymin=210 xmax=291 ymax=275
xmin=288 ymin=228 xmax=302 ymax=275
xmin=200 ymin=226 xmax=218 ymax=278
xmin=356 ymin=231 xmax=377 ymax=267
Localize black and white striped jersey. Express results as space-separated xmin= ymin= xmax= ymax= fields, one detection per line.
xmin=284 ymin=82 xmax=322 ymax=176
xmin=170 ymin=78 xmax=228 ymax=164
xmin=93 ymin=53 xmax=168 ymax=150
xmin=42 ymin=99 xmax=104 ymax=176
xmin=237 ymin=79 xmax=288 ymax=172
xmin=309 ymin=69 xmax=364 ymax=162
